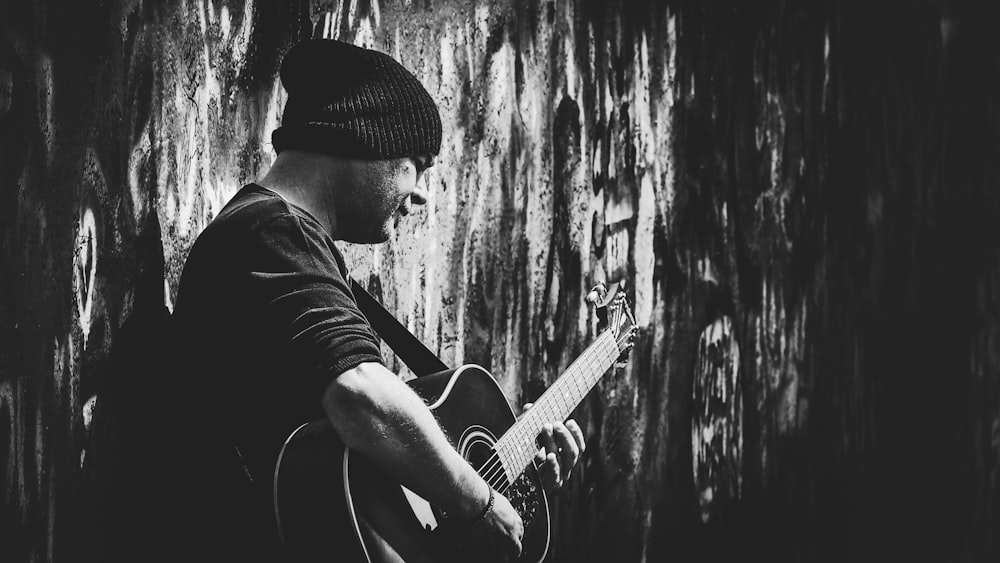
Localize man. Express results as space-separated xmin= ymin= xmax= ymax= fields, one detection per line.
xmin=168 ymin=39 xmax=585 ymax=562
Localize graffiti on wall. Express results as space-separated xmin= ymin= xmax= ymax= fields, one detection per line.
xmin=0 ymin=0 xmax=686 ymax=560
xmin=692 ymin=315 xmax=742 ymax=524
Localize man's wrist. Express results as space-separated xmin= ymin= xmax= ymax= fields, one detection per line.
xmin=449 ymin=473 xmax=492 ymax=522
xmin=456 ymin=483 xmax=494 ymax=527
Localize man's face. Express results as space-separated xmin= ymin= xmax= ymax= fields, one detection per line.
xmin=335 ymin=155 xmax=431 ymax=243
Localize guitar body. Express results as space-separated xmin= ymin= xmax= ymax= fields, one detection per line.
xmin=273 ymin=365 xmax=550 ymax=563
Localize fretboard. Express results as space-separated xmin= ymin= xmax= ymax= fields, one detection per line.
xmin=490 ymin=331 xmax=620 ymax=482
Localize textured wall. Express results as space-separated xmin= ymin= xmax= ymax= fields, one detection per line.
xmin=1 ymin=1 xmax=998 ymax=562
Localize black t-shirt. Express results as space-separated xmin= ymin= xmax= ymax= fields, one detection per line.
xmin=167 ymin=184 xmax=383 ymax=561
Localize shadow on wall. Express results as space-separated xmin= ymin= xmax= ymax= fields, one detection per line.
xmin=73 ymin=213 xmax=171 ymax=563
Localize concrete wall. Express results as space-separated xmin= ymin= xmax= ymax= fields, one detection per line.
xmin=1 ymin=0 xmax=997 ymax=561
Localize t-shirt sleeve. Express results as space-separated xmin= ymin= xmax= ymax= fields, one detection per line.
xmin=236 ymin=211 xmax=384 ymax=389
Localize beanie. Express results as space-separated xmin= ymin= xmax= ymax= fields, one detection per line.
xmin=271 ymin=39 xmax=442 ymax=160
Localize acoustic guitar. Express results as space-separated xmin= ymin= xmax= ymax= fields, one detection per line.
xmin=272 ymin=282 xmax=637 ymax=562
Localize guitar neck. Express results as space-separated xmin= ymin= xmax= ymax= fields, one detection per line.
xmin=491 ymin=331 xmax=620 ymax=481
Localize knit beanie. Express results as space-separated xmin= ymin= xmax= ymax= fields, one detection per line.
xmin=271 ymin=39 xmax=442 ymax=159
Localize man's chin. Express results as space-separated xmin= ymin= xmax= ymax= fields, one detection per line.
xmin=343 ymin=225 xmax=392 ymax=244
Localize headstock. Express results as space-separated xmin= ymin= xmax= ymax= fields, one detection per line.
xmin=587 ymin=281 xmax=638 ymax=361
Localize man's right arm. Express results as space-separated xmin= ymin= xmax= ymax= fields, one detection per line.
xmin=234 ymin=212 xmax=522 ymax=555
xmin=322 ymin=361 xmax=523 ymax=557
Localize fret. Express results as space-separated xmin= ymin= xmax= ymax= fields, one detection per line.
xmin=556 ymin=382 xmax=568 ymax=414
xmin=579 ymin=354 xmax=591 ymax=390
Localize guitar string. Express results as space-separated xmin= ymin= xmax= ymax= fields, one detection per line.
xmin=484 ymin=453 xmax=514 ymax=493
xmin=480 ymin=332 xmax=615 ymax=491
xmin=474 ymin=326 xmax=633 ymax=495
xmin=483 ymin=463 xmax=505 ymax=490
xmin=478 ymin=338 xmax=603 ymax=492
xmin=480 ymin=441 xmax=518 ymax=490
xmin=478 ymin=414 xmax=539 ymax=490
xmin=479 ymin=451 xmax=505 ymax=487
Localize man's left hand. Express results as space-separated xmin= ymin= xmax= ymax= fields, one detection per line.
xmin=522 ymin=403 xmax=586 ymax=493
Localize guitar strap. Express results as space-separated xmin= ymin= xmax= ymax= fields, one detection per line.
xmin=350 ymin=278 xmax=448 ymax=378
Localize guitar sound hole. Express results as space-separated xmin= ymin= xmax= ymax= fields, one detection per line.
xmin=465 ymin=440 xmax=504 ymax=486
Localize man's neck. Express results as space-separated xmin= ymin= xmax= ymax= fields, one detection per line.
xmin=257 ymin=151 xmax=340 ymax=236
